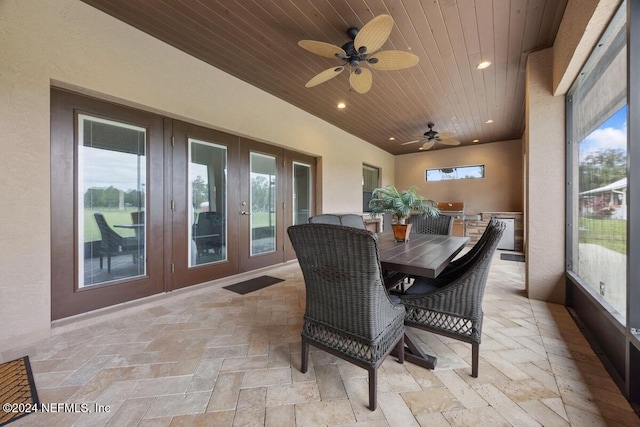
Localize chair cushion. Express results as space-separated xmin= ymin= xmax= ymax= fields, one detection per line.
xmin=404 ymin=277 xmax=441 ymax=295
xmin=388 ymin=294 xmax=403 ymax=304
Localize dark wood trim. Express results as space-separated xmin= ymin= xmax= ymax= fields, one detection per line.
xmin=50 ymin=88 xmax=319 ymax=318
xmin=50 ymin=88 xmax=165 ymax=319
xmin=284 ymin=151 xmax=317 ymax=261
xmin=238 ymin=138 xmax=286 ymax=271
xmin=169 ymin=120 xmax=240 ymax=289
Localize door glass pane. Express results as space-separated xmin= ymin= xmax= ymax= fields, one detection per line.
xmin=189 ymin=139 xmax=227 ymax=266
xmin=78 ymin=114 xmax=146 ymax=287
xmin=363 ymin=164 xmax=380 ymax=212
xmin=251 ymin=153 xmax=276 ymax=255
xmin=293 ymin=162 xmax=311 ymax=225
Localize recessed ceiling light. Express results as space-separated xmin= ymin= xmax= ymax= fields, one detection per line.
xmin=337 ymin=102 xmax=346 ymax=109
xmin=389 ymin=137 xmax=395 ymax=141
xmin=485 ymin=119 xmax=494 ymax=124
xmin=477 ymin=61 xmax=492 ymax=70
xmin=473 ymin=139 xmax=480 ymax=143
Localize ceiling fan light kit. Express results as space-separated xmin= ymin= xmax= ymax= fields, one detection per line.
xmin=299 ymin=14 xmax=419 ymax=94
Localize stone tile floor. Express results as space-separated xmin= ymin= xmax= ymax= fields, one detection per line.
xmin=6 ymin=251 xmax=640 ymax=426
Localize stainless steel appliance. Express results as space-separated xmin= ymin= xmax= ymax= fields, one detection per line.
xmin=437 ymin=202 xmax=465 ymax=236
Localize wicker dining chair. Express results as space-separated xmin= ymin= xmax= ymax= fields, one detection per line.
xmin=93 ymin=212 xmax=143 ymax=273
xmin=308 ymin=213 xmax=342 ymax=225
xmin=400 ymin=220 xmax=505 ymax=377
xmin=339 ymin=214 xmax=367 ymax=229
xmin=309 ymin=214 xmax=407 ymax=291
xmin=287 ymin=223 xmax=405 ymax=411
xmin=308 ymin=213 xmax=366 ymax=229
xmin=430 ymin=218 xmax=503 ymax=283
xmin=406 ymin=218 xmax=504 ymax=290
xmin=409 ymin=213 xmax=453 ymax=235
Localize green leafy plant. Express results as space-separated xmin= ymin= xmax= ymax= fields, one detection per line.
xmin=368 ymin=185 xmax=438 ymax=224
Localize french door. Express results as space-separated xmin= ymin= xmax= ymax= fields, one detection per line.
xmin=51 ymin=89 xmax=165 ymax=319
xmin=51 ymin=89 xmax=316 ymax=318
xmin=169 ymin=121 xmax=240 ymax=289
xmin=238 ymin=139 xmax=285 ymax=271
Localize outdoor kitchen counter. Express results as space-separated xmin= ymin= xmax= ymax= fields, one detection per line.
xmin=465 ymin=212 xmax=524 ymax=252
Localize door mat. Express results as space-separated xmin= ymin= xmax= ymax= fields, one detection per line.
xmin=501 ymin=253 xmax=525 ymax=262
xmin=0 ymin=356 xmax=39 ymax=426
xmin=223 ymin=276 xmax=284 ymax=295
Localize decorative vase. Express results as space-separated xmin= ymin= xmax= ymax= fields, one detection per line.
xmin=392 ymin=223 xmax=412 ymax=242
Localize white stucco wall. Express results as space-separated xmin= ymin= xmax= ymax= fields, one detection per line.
xmin=0 ymin=0 xmax=394 ymax=353
xmin=525 ymin=49 xmax=567 ymax=303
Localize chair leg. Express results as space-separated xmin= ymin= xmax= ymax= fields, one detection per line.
xmin=99 ymin=255 xmax=103 ymax=270
xmin=396 ymin=335 xmax=405 ymax=364
xmin=368 ymin=367 xmax=377 ymax=411
xmin=300 ymin=337 xmax=309 ymax=374
xmin=471 ymin=342 xmax=479 ymax=377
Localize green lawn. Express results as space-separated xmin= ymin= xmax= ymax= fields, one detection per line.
xmin=578 ymin=217 xmax=626 ymax=254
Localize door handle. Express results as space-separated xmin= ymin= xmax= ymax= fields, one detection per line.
xmin=240 ymin=211 xmax=251 ymax=215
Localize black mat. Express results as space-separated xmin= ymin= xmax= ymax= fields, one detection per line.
xmin=0 ymin=356 xmax=39 ymax=426
xmin=501 ymin=253 xmax=525 ymax=262
xmin=223 ymin=275 xmax=284 ymax=295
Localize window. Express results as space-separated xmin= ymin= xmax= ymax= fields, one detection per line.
xmin=567 ymin=3 xmax=627 ymax=321
xmin=189 ymin=139 xmax=227 ymax=267
xmin=363 ymin=164 xmax=380 ymax=212
xmin=78 ymin=114 xmax=146 ymax=287
xmin=425 ymin=165 xmax=484 ymax=182
xmin=292 ymin=162 xmax=312 ymax=225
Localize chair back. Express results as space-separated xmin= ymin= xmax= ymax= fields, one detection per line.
xmin=130 ymin=210 xmax=145 ymax=240
xmin=130 ymin=210 xmax=144 ymax=225
xmin=288 ymin=223 xmax=399 ymax=339
xmin=193 ymin=211 xmax=224 ymax=252
xmin=308 ymin=214 xmax=341 ymax=225
xmin=309 ymin=213 xmax=366 ymax=229
xmin=440 ymin=218 xmax=502 ymax=280
xmin=338 ymin=214 xmax=367 ymax=229
xmin=410 ymin=214 xmax=453 ymax=235
xmin=94 ymin=212 xmax=124 ymax=252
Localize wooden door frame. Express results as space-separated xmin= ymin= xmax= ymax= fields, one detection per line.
xmin=50 ymin=88 xmax=165 ymax=319
xmin=284 ymin=151 xmax=317 ymax=261
xmin=169 ymin=120 xmax=240 ymax=290
xmin=238 ymin=138 xmax=286 ymax=271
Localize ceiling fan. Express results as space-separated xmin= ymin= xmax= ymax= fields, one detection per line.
xmin=298 ymin=14 xmax=419 ymax=94
xmin=401 ymin=123 xmax=461 ymax=150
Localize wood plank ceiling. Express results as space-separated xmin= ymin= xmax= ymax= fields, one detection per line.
xmin=80 ymin=0 xmax=567 ymax=155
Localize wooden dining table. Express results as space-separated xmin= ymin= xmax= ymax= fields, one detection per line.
xmin=377 ymin=232 xmax=470 ymax=370
xmin=377 ymin=232 xmax=470 ymax=279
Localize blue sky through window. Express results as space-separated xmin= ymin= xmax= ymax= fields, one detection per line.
xmin=579 ymin=105 xmax=627 ymax=162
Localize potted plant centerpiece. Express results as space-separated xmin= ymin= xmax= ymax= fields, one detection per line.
xmin=369 ymin=185 xmax=439 ymax=241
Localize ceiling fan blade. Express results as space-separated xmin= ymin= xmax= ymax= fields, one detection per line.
xmin=305 ymin=66 xmax=345 ymax=88
xmin=369 ymin=50 xmax=420 ymax=70
xmin=438 ymin=138 xmax=461 ymax=146
xmin=421 ymin=140 xmax=436 ymax=150
xmin=401 ymin=139 xmax=423 ymax=145
xmin=298 ymin=40 xmax=346 ymax=59
xmin=436 ymin=131 xmax=456 ymax=139
xmin=354 ymin=14 xmax=394 ymax=54
xmin=350 ymin=68 xmax=372 ymax=94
